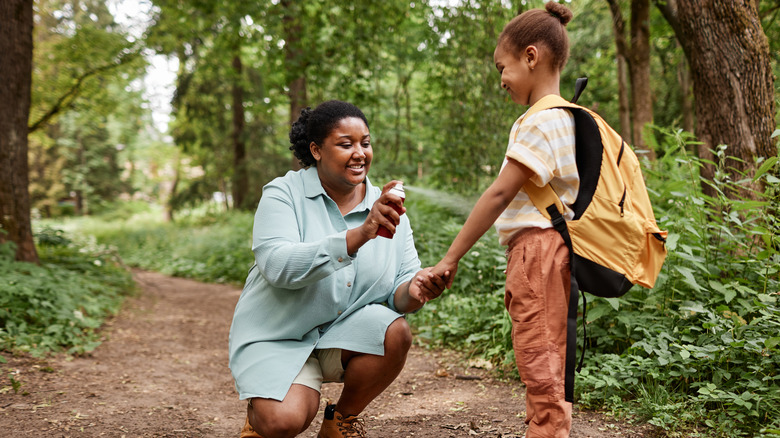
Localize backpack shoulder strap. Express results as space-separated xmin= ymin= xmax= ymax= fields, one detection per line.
xmin=517 ymin=94 xmax=580 ymax=219
xmin=524 ymin=183 xmax=562 ymax=221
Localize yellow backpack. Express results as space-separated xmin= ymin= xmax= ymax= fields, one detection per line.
xmin=521 ymin=93 xmax=667 ymax=297
xmin=517 ymin=80 xmax=668 ymax=402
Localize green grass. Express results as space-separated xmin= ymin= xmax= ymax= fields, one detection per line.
xmin=51 ymin=202 xmax=255 ymax=284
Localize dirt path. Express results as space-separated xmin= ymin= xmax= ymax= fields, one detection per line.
xmin=1 ymin=271 xmax=657 ymax=437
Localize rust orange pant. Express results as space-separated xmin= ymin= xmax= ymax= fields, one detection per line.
xmin=505 ymin=228 xmax=572 ymax=438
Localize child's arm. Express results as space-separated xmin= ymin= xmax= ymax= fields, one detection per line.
xmin=432 ymin=159 xmax=533 ymax=291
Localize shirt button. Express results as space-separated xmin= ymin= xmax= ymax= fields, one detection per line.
xmin=338 ymin=257 xmax=343 ymax=263
xmin=347 ymin=282 xmax=352 ymax=287
xmin=338 ymin=310 xmax=342 ymax=315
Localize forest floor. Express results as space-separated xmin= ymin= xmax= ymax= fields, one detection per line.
xmin=0 ymin=270 xmax=661 ymax=437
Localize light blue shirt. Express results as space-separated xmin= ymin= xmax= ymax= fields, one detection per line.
xmin=228 ymin=167 xmax=421 ymax=401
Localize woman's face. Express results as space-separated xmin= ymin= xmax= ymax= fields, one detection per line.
xmin=310 ymin=116 xmax=373 ymax=194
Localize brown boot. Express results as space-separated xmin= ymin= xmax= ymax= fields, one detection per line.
xmin=317 ymin=404 xmax=366 ymax=437
xmin=240 ymin=415 xmax=263 ymax=438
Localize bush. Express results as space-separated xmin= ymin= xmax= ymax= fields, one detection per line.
xmin=576 ymin=132 xmax=780 ymax=436
xmin=0 ymin=231 xmax=134 ymax=357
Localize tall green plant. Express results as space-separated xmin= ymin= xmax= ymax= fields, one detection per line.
xmin=577 ymin=127 xmax=780 ymax=436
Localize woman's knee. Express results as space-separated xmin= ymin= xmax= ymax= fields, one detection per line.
xmin=385 ymin=317 xmax=413 ymax=355
xmin=249 ymin=394 xmax=317 ymax=438
xmin=251 ymin=408 xmax=309 ymax=438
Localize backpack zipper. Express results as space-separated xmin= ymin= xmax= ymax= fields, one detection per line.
xmin=619 ymin=188 xmax=626 ymax=217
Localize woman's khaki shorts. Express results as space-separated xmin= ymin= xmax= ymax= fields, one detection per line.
xmin=292 ymin=348 xmax=345 ymax=393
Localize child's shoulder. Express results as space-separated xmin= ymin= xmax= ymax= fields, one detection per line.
xmin=519 ymin=107 xmax=574 ymax=130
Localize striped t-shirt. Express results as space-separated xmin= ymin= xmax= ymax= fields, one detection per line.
xmin=495 ymin=107 xmax=579 ymax=246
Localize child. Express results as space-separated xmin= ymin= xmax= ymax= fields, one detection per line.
xmin=430 ymin=3 xmax=576 ymax=437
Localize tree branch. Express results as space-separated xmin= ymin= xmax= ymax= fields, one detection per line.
xmin=761 ymin=2 xmax=780 ymax=27
xmin=653 ymin=0 xmax=681 ymax=37
xmin=28 ymin=49 xmax=141 ymax=133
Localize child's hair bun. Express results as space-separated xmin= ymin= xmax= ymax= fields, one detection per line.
xmin=545 ymin=1 xmax=573 ymax=26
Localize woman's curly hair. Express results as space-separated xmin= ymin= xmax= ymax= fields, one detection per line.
xmin=289 ymin=100 xmax=369 ymax=168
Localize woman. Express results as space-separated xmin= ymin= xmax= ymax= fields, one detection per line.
xmin=229 ymin=100 xmax=446 ymax=438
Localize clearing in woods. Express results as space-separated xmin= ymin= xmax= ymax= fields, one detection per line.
xmin=0 ymin=270 xmax=658 ymax=437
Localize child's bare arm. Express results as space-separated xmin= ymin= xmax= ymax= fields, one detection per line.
xmin=433 ymin=158 xmax=532 ymax=288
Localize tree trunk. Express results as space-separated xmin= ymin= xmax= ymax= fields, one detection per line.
xmin=607 ymin=0 xmax=653 ymax=157
xmin=75 ymin=140 xmax=85 ymax=215
xmin=607 ymin=0 xmax=632 ymax=141
xmin=165 ymin=153 xmax=181 ymax=223
xmin=231 ymin=51 xmax=248 ymax=210
xmin=288 ymin=77 xmax=307 ymax=170
xmin=282 ymin=0 xmax=307 ymax=170
xmin=627 ymin=0 xmax=654 ymax=159
xmin=657 ymin=0 xmax=777 ymax=198
xmin=616 ymin=53 xmax=632 ymax=141
xmin=677 ymin=47 xmax=694 ymax=134
xmin=0 ymin=0 xmax=38 ymax=263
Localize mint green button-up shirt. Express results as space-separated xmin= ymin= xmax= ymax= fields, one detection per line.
xmin=228 ymin=167 xmax=421 ymax=401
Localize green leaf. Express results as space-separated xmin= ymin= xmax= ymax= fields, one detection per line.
xmin=604 ymin=297 xmax=620 ymax=311
xmin=680 ymin=301 xmax=707 ymax=314
xmin=708 ymin=280 xmax=728 ymax=294
xmin=586 ymin=304 xmax=612 ymax=323
xmin=753 ymin=156 xmax=778 ymax=181
xmin=665 ymin=233 xmax=679 ymax=251
xmin=765 ymin=337 xmax=780 ymax=350
xmin=711 ymin=281 xmax=739 ymax=303
xmin=675 ymin=266 xmax=702 ymax=292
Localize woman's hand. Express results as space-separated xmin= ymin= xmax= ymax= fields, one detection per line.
xmin=396 ymin=267 xmax=448 ymax=312
xmin=359 ymin=180 xmax=406 ymax=240
xmin=408 ymin=267 xmax=448 ymax=304
xmin=346 ymin=180 xmax=406 ymax=255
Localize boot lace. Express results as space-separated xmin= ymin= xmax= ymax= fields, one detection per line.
xmin=337 ymin=415 xmax=366 ymax=437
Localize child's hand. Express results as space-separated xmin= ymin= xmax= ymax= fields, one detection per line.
xmin=432 ymin=258 xmax=458 ymax=289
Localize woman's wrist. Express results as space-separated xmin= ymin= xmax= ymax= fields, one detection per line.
xmin=400 ymin=281 xmax=424 ymax=313
xmin=346 ymin=227 xmax=370 ymax=255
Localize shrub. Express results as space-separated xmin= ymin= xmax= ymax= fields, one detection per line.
xmin=0 ymin=231 xmax=134 ymax=357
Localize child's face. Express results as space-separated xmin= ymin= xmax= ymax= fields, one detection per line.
xmin=493 ymin=43 xmax=533 ymax=105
